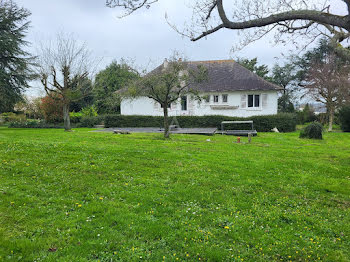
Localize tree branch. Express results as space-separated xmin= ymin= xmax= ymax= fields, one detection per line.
xmin=206 ymin=1 xmax=217 ymax=20
xmin=192 ymin=0 xmax=350 ymax=41
xmin=106 ymin=0 xmax=158 ymax=17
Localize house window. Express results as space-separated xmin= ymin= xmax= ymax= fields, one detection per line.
xmin=213 ymin=95 xmax=219 ymax=103
xmin=181 ymin=96 xmax=187 ymax=111
xmin=222 ymin=94 xmax=228 ymax=103
xmin=254 ymin=95 xmax=260 ymax=107
xmin=204 ymin=95 xmax=210 ymax=103
xmin=248 ymin=94 xmax=260 ymax=108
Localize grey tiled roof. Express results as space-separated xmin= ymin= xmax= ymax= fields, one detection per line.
xmin=187 ymin=60 xmax=283 ymax=92
xmin=150 ymin=60 xmax=283 ymax=92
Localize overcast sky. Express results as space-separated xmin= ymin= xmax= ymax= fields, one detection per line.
xmin=16 ymin=0 xmax=347 ymax=96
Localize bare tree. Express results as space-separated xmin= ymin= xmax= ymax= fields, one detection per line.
xmin=304 ymin=54 xmax=350 ymax=131
xmin=36 ymin=34 xmax=94 ymax=131
xmin=106 ymin=0 xmax=350 ymax=57
xmin=121 ymin=56 xmax=207 ymax=138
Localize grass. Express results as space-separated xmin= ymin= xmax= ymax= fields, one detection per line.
xmin=0 ymin=127 xmax=349 ymax=261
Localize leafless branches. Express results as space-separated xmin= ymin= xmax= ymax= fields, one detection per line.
xmin=304 ymin=54 xmax=350 ymax=130
xmin=106 ymin=0 xmax=158 ymax=17
xmin=36 ymin=33 xmax=95 ymax=130
xmin=108 ymin=0 xmax=350 ymax=53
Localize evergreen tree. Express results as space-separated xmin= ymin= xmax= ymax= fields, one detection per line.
xmin=0 ymin=0 xmax=32 ymax=112
xmin=93 ymin=60 xmax=139 ymax=114
xmin=271 ymin=63 xmax=299 ymax=113
xmin=236 ymin=57 xmax=272 ymax=82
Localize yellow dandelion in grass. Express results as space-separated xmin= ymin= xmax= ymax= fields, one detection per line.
xmin=10 ymin=202 xmax=14 ymax=205
xmin=186 ymin=254 xmax=189 ymax=257
xmin=99 ymin=197 xmax=104 ymax=200
xmin=114 ymin=251 xmax=117 ymax=255
xmin=224 ymin=226 xmax=229 ymax=229
xmin=78 ymin=204 xmax=82 ymax=208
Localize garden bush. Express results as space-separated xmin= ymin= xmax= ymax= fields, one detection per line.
xmin=78 ymin=115 xmax=105 ymax=127
xmin=70 ymin=106 xmax=99 ymax=124
xmin=0 ymin=112 xmax=26 ymax=123
xmin=104 ymin=113 xmax=297 ymax=132
xmin=40 ymin=95 xmax=63 ymax=123
xmin=81 ymin=105 xmax=98 ymax=117
xmin=69 ymin=111 xmax=83 ymax=123
xmin=8 ymin=120 xmax=64 ymax=128
xmin=338 ymin=105 xmax=350 ymax=132
xmin=299 ymin=122 xmax=323 ymax=139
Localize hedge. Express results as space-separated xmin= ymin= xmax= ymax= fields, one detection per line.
xmin=105 ymin=113 xmax=297 ymax=132
xmin=8 ymin=120 xmax=64 ymax=128
xmin=339 ymin=105 xmax=350 ymax=132
xmin=77 ymin=116 xmax=105 ymax=128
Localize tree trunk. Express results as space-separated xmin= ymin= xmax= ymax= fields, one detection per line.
xmin=328 ymin=107 xmax=334 ymax=132
xmin=163 ymin=105 xmax=170 ymax=138
xmin=63 ymin=102 xmax=71 ymax=131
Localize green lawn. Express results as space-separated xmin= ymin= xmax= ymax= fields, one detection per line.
xmin=0 ymin=128 xmax=349 ymax=261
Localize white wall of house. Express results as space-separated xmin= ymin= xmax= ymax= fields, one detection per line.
xmin=121 ymin=91 xmax=278 ymax=117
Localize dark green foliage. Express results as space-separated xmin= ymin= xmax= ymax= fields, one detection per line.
xmin=300 ymin=122 xmax=323 ymax=139
xmin=296 ymin=104 xmax=317 ymax=124
xmin=78 ymin=116 xmax=105 ymax=127
xmin=236 ymin=57 xmax=272 ymax=81
xmin=271 ymin=63 xmax=298 ymax=90
xmin=93 ymin=61 xmax=139 ymax=114
xmin=0 ymin=0 xmax=33 ymax=112
xmin=338 ymin=105 xmax=350 ymax=132
xmin=105 ymin=113 xmax=297 ymax=132
xmin=278 ymin=94 xmax=295 ymax=113
xmin=69 ymin=78 xmax=94 ymax=112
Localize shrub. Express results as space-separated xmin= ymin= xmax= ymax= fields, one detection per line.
xmin=296 ymin=104 xmax=317 ymax=124
xmin=8 ymin=120 xmax=64 ymax=128
xmin=69 ymin=111 xmax=83 ymax=123
xmin=338 ymin=105 xmax=350 ymax=132
xmin=40 ymin=95 xmax=63 ymax=123
xmin=78 ymin=116 xmax=105 ymax=127
xmin=299 ymin=122 xmax=323 ymax=139
xmin=0 ymin=112 xmax=26 ymax=123
xmin=104 ymin=113 xmax=297 ymax=132
xmin=81 ymin=105 xmax=98 ymax=117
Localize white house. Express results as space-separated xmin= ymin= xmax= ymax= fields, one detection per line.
xmin=121 ymin=60 xmax=282 ymax=117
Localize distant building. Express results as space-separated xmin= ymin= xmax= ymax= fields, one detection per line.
xmin=121 ymin=60 xmax=282 ymax=117
xmin=298 ymin=103 xmax=327 ymax=115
